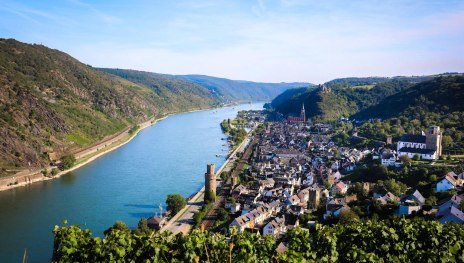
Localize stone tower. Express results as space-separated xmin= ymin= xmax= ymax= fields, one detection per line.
xmin=308 ymin=187 xmax=321 ymax=209
xmin=425 ymin=126 xmax=442 ymax=157
xmin=205 ymin=164 xmax=217 ymax=202
xmin=300 ymin=104 xmax=306 ymax=122
xmin=386 ymin=136 xmax=393 ymax=145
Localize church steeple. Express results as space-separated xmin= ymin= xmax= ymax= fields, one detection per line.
xmin=300 ymin=104 xmax=306 ymax=122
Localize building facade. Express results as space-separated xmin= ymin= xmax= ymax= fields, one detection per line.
xmin=397 ymin=126 xmax=442 ymax=160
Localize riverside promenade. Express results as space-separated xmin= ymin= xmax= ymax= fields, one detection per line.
xmin=161 ymin=130 xmax=255 ymax=235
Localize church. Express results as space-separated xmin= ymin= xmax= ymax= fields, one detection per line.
xmin=397 ymin=126 xmax=443 ymax=160
xmin=287 ymin=104 xmax=306 ymax=123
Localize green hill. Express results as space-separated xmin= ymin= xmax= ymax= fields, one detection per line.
xmin=0 ymin=39 xmax=217 ymax=173
xmin=272 ymin=78 xmax=413 ymax=121
xmin=179 ymin=74 xmax=311 ymax=102
xmin=97 ymin=68 xmax=220 ymax=111
xmin=353 ymin=76 xmax=464 ymax=150
xmin=353 ymin=75 xmax=464 ymax=120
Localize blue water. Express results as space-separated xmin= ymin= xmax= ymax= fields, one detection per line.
xmin=0 ymin=103 xmax=263 ymax=262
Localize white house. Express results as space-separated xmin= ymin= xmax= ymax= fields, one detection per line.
xmin=263 ymin=217 xmax=286 ymax=237
xmin=381 ymin=151 xmax=397 ymax=166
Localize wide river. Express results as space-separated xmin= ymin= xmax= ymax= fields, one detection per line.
xmin=0 ymin=103 xmax=264 ymax=262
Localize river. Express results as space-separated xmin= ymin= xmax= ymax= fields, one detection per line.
xmin=0 ymin=103 xmax=264 ymax=262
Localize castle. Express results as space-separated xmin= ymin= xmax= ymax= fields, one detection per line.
xmin=319 ymin=84 xmax=331 ymax=93
xmin=205 ymin=164 xmax=217 ymax=202
xmin=397 ymin=126 xmax=443 ymax=160
xmin=287 ymin=104 xmax=306 ymax=123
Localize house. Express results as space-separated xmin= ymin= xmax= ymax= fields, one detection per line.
xmin=324 ymin=204 xmax=350 ymax=220
xmin=438 ymin=206 xmax=464 ymax=224
xmin=275 ymin=242 xmax=289 ymax=253
xmin=225 ymin=202 xmax=241 ymax=213
xmin=373 ymin=187 xmax=388 ymax=198
xmin=147 ymin=216 xmax=167 ymax=230
xmin=376 ymin=192 xmax=400 ymax=205
xmin=230 ymin=213 xmax=255 ymax=232
xmin=396 ymin=126 xmax=442 ymax=160
xmin=381 ymin=151 xmax=397 ymax=166
xmin=396 ymin=190 xmax=425 ymax=216
xmin=263 ymin=217 xmax=286 ymax=237
xmin=437 ymin=194 xmax=464 ymax=216
xmin=332 ymin=181 xmax=348 ymax=196
xmin=401 ymin=190 xmax=425 ymax=206
xmin=436 ymin=172 xmax=460 ymax=192
xmin=286 ymin=195 xmax=300 ymax=205
xmin=397 ymin=201 xmax=422 ymax=216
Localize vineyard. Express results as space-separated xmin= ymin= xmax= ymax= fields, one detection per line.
xmin=52 ymin=218 xmax=464 ymax=262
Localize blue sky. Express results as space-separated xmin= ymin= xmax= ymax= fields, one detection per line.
xmin=0 ymin=0 xmax=463 ymax=83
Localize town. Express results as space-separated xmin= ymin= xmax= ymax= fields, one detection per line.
xmin=180 ymin=106 xmax=464 ymax=245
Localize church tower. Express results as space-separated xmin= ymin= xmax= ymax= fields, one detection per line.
xmin=425 ymin=126 xmax=442 ymax=157
xmin=300 ymin=104 xmax=306 ymax=122
xmin=205 ymin=164 xmax=216 ymax=202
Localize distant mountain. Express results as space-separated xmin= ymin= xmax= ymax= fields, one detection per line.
xmin=0 ymin=39 xmax=216 ymax=173
xmin=178 ymin=74 xmax=312 ymax=102
xmin=272 ymin=78 xmax=414 ymax=121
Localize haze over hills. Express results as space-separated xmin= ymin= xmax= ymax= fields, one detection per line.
xmin=178 ymin=74 xmax=312 ymax=102
xmin=98 ymin=69 xmax=312 ymax=102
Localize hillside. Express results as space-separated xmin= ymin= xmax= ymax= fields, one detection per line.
xmin=272 ymin=78 xmax=413 ymax=121
xmin=0 ymin=39 xmax=217 ymax=174
xmin=179 ymin=74 xmax=311 ymax=102
xmin=97 ymin=68 xmax=219 ymax=111
xmin=354 ymin=76 xmax=464 ymax=150
xmin=353 ymin=75 xmax=464 ymax=120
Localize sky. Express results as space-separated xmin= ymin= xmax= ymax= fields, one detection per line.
xmin=0 ymin=0 xmax=463 ymax=83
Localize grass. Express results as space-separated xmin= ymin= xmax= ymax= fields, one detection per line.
xmin=351 ymin=84 xmax=375 ymax=90
xmin=66 ymin=132 xmax=92 ymax=146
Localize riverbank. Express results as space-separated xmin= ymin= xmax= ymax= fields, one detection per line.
xmin=161 ymin=122 xmax=257 ymax=235
xmin=0 ymin=106 xmax=214 ymax=192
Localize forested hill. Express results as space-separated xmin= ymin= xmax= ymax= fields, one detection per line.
xmin=353 ymin=75 xmax=464 ymax=120
xmin=97 ymin=68 xmax=219 ymax=109
xmin=178 ymin=74 xmax=312 ymax=101
xmin=0 ymin=39 xmax=216 ymax=173
xmin=272 ymin=78 xmax=414 ymax=121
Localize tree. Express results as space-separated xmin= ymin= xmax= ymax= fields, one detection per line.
xmin=60 ymin=154 xmax=76 ymax=170
xmin=426 ymin=196 xmax=437 ymax=206
xmin=217 ymin=208 xmax=229 ymax=222
xmin=51 ymin=168 xmax=59 ymax=176
xmin=413 ymin=154 xmax=420 ymax=161
xmin=399 ymin=155 xmax=411 ymax=165
xmin=166 ymin=194 xmax=186 ymax=215
xmin=339 ymin=210 xmax=359 ymax=224
xmin=442 ymin=135 xmax=453 ymax=148
xmin=133 ymin=218 xmax=152 ymax=235
xmin=103 ymin=220 xmax=130 ymax=236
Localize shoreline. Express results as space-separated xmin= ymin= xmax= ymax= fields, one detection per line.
xmin=0 ymin=106 xmax=220 ymax=192
xmin=161 ymin=122 xmax=257 ymax=234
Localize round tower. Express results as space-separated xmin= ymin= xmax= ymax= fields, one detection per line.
xmin=205 ymin=164 xmax=216 ymax=202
